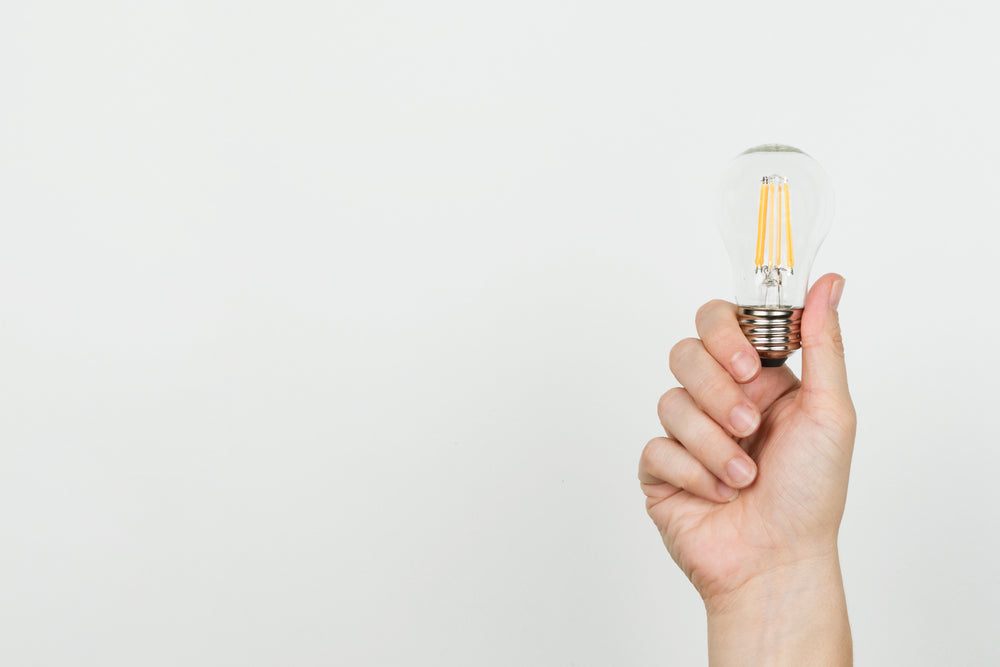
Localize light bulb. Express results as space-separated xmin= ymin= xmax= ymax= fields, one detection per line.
xmin=720 ymin=144 xmax=834 ymax=366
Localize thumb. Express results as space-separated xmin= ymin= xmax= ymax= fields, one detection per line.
xmin=799 ymin=273 xmax=849 ymax=403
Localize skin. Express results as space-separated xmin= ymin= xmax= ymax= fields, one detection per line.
xmin=639 ymin=273 xmax=856 ymax=666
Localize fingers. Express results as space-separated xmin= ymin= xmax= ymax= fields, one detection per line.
xmin=799 ymin=274 xmax=851 ymax=404
xmin=695 ymin=300 xmax=761 ymax=383
xmin=658 ymin=388 xmax=758 ymax=489
xmin=639 ymin=437 xmax=740 ymax=503
xmin=669 ymin=337 xmax=761 ymax=438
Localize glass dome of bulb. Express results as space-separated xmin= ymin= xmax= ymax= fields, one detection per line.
xmin=720 ymin=144 xmax=835 ymax=309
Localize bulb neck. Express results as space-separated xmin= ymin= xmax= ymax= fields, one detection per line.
xmin=737 ymin=307 xmax=803 ymax=365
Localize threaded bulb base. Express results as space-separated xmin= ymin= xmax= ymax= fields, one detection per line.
xmin=737 ymin=307 xmax=803 ymax=365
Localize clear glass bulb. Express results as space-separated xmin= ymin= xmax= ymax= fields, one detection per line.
xmin=720 ymin=144 xmax=834 ymax=363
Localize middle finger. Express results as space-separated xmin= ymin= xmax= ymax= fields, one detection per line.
xmin=658 ymin=387 xmax=758 ymax=489
xmin=669 ymin=337 xmax=761 ymax=438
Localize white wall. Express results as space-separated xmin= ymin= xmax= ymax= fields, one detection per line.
xmin=2 ymin=2 xmax=998 ymax=665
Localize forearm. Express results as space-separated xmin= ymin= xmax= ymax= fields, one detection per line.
xmin=705 ymin=552 xmax=851 ymax=666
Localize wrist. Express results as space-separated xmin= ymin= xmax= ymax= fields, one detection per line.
xmin=703 ymin=545 xmax=839 ymax=616
xmin=705 ymin=550 xmax=851 ymax=666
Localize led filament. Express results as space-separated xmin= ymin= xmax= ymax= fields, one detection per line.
xmin=755 ymin=176 xmax=794 ymax=277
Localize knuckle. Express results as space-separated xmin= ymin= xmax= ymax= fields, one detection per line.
xmin=697 ymin=304 xmax=743 ymax=353
xmin=639 ymin=438 xmax=660 ymax=470
xmin=803 ymin=326 xmax=845 ymax=358
xmin=838 ymin=397 xmax=858 ymax=431
xmin=689 ymin=369 xmax=728 ymax=400
xmin=682 ymin=419 xmax=714 ymax=454
xmin=639 ymin=437 xmax=669 ymax=478
xmin=695 ymin=300 xmax=721 ymax=329
xmin=657 ymin=387 xmax=686 ymax=417
xmin=668 ymin=337 xmax=701 ymax=371
xmin=678 ymin=456 xmax=706 ymax=490
xmin=695 ymin=299 xmax=731 ymax=328
xmin=829 ymin=327 xmax=846 ymax=358
xmin=802 ymin=315 xmax=846 ymax=357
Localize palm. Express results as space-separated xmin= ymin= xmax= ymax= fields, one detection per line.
xmin=647 ymin=366 xmax=854 ymax=603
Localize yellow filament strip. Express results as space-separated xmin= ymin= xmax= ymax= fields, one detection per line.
xmin=783 ymin=183 xmax=794 ymax=268
xmin=774 ymin=185 xmax=782 ymax=266
xmin=759 ymin=184 xmax=770 ymax=266
xmin=767 ymin=184 xmax=775 ymax=267
xmin=755 ymin=183 xmax=766 ymax=267
xmin=753 ymin=179 xmax=794 ymax=271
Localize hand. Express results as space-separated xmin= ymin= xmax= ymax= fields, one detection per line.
xmin=639 ymin=274 xmax=856 ymax=664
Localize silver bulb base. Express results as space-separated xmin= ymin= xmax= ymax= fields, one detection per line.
xmin=737 ymin=307 xmax=803 ymax=365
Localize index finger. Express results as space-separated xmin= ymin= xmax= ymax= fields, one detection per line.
xmin=695 ymin=300 xmax=760 ymax=384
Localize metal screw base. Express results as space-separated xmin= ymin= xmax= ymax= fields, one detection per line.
xmin=737 ymin=307 xmax=803 ymax=363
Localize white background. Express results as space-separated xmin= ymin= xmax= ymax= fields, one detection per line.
xmin=2 ymin=2 xmax=999 ymax=665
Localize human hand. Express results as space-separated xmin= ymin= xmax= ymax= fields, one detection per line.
xmin=639 ymin=273 xmax=856 ymax=664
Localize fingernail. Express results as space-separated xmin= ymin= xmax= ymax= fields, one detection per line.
xmin=728 ymin=404 xmax=757 ymax=436
xmin=726 ymin=456 xmax=755 ymax=487
xmin=731 ymin=350 xmax=758 ymax=382
xmin=716 ymin=479 xmax=738 ymax=501
xmin=830 ymin=279 xmax=846 ymax=311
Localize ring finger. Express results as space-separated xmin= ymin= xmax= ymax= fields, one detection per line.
xmin=658 ymin=388 xmax=758 ymax=489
